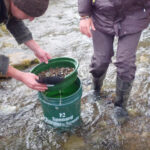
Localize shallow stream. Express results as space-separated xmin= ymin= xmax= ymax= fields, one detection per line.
xmin=0 ymin=0 xmax=150 ymax=149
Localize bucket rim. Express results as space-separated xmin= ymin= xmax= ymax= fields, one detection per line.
xmin=31 ymin=57 xmax=79 ymax=92
xmin=31 ymin=57 xmax=79 ymax=74
xmin=39 ymin=77 xmax=82 ymax=101
xmin=38 ymin=92 xmax=82 ymax=106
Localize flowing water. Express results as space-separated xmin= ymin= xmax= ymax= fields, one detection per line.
xmin=0 ymin=0 xmax=150 ymax=149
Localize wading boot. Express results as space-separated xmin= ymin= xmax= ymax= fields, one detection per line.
xmin=92 ymin=72 xmax=106 ymax=98
xmin=113 ymin=77 xmax=133 ymax=125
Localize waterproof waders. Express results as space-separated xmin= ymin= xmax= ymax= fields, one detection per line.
xmin=92 ymin=72 xmax=106 ymax=96
xmin=114 ymin=76 xmax=133 ymax=124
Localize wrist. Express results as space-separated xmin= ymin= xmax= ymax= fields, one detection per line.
xmin=7 ymin=66 xmax=24 ymax=81
xmin=80 ymin=16 xmax=90 ymax=20
xmin=25 ymin=40 xmax=40 ymax=52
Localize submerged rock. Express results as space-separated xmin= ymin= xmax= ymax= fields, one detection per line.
xmin=8 ymin=52 xmax=38 ymax=68
xmin=0 ymin=24 xmax=9 ymax=35
xmin=63 ymin=135 xmax=85 ymax=150
xmin=139 ymin=55 xmax=150 ymax=63
xmin=0 ymin=104 xmax=17 ymax=115
xmin=127 ymin=108 xmax=141 ymax=117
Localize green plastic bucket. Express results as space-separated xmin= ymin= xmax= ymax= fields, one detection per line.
xmin=38 ymin=77 xmax=82 ymax=131
xmin=31 ymin=57 xmax=79 ymax=96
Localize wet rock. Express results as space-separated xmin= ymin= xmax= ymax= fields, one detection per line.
xmin=120 ymin=132 xmax=150 ymax=150
xmin=127 ymin=108 xmax=141 ymax=117
xmin=0 ymin=42 xmax=14 ymax=49
xmin=138 ymin=40 xmax=150 ymax=48
xmin=0 ymin=104 xmax=17 ymax=115
xmin=84 ymin=85 xmax=91 ymax=91
xmin=145 ymin=110 xmax=150 ymax=117
xmin=90 ymin=129 xmax=114 ymax=145
xmin=0 ymin=24 xmax=9 ymax=35
xmin=63 ymin=135 xmax=85 ymax=150
xmin=141 ymin=132 xmax=150 ymax=138
xmin=139 ymin=55 xmax=150 ymax=63
xmin=8 ymin=52 xmax=39 ymax=69
xmin=90 ymin=131 xmax=101 ymax=144
xmin=123 ymin=132 xmax=140 ymax=139
xmin=99 ymin=121 xmax=107 ymax=128
xmin=109 ymin=93 xmax=116 ymax=103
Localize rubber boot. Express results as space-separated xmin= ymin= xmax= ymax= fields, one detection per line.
xmin=113 ymin=77 xmax=133 ymax=125
xmin=92 ymin=72 xmax=106 ymax=97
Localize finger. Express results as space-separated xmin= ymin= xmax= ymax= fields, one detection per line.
xmin=84 ymin=26 xmax=91 ymax=37
xmin=35 ymin=81 xmax=47 ymax=87
xmin=34 ymin=87 xmax=48 ymax=91
xmin=38 ymin=86 xmax=48 ymax=91
xmin=46 ymin=53 xmax=51 ymax=59
xmin=80 ymin=23 xmax=87 ymax=34
xmin=39 ymin=58 xmax=45 ymax=63
xmin=87 ymin=27 xmax=92 ymax=37
xmin=81 ymin=26 xmax=90 ymax=37
xmin=91 ymin=22 xmax=96 ymax=31
xmin=80 ymin=26 xmax=84 ymax=34
xmin=34 ymin=74 xmax=39 ymax=80
xmin=40 ymin=56 xmax=48 ymax=63
xmin=41 ymin=54 xmax=49 ymax=64
xmin=33 ymin=84 xmax=48 ymax=91
xmin=44 ymin=57 xmax=48 ymax=64
xmin=38 ymin=58 xmax=42 ymax=63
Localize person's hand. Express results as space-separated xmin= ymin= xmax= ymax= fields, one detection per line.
xmin=7 ymin=66 xmax=48 ymax=91
xmin=24 ymin=40 xmax=51 ymax=64
xmin=34 ymin=48 xmax=51 ymax=64
xmin=79 ymin=17 xmax=96 ymax=37
xmin=21 ymin=72 xmax=48 ymax=91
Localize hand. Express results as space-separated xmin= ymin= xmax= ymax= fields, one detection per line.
xmin=7 ymin=66 xmax=48 ymax=91
xmin=79 ymin=17 xmax=96 ymax=37
xmin=21 ymin=72 xmax=48 ymax=91
xmin=34 ymin=48 xmax=51 ymax=64
xmin=24 ymin=40 xmax=51 ymax=64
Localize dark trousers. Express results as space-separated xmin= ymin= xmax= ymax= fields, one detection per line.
xmin=90 ymin=30 xmax=141 ymax=81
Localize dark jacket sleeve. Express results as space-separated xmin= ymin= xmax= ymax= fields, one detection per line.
xmin=6 ymin=17 xmax=33 ymax=44
xmin=0 ymin=55 xmax=9 ymax=75
xmin=78 ymin=0 xmax=92 ymax=16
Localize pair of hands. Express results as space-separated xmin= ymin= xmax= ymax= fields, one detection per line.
xmin=24 ymin=48 xmax=51 ymax=91
xmin=23 ymin=48 xmax=51 ymax=91
xmin=79 ymin=17 xmax=96 ymax=37
xmin=21 ymin=40 xmax=52 ymax=91
xmin=21 ymin=18 xmax=95 ymax=91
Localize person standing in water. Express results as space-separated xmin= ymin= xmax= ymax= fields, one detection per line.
xmin=78 ymin=0 xmax=150 ymax=122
